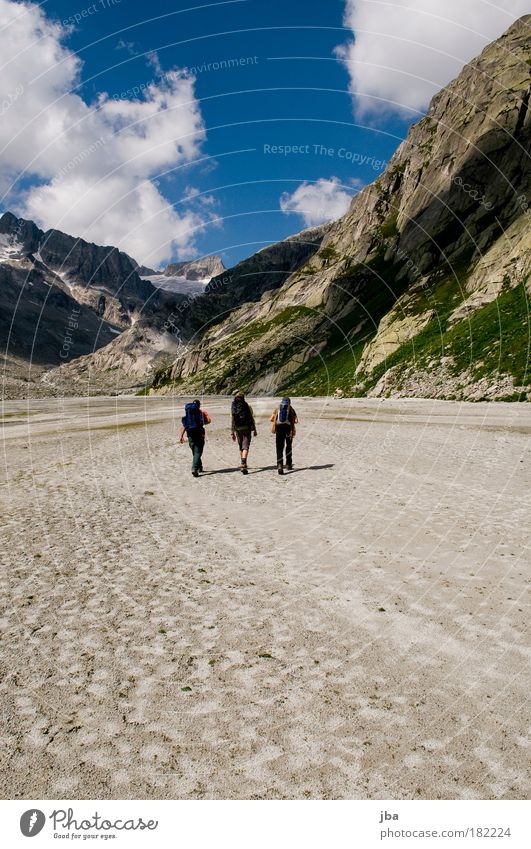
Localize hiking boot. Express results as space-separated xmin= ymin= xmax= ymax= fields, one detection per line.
xmin=277 ymin=463 xmax=284 ymax=475
xmin=192 ymin=470 xmax=199 ymax=477
xmin=286 ymin=464 xmax=293 ymax=471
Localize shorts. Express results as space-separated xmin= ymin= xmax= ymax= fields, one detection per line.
xmin=236 ymin=430 xmax=252 ymax=451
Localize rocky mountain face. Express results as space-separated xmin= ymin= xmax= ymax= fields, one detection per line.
xmin=131 ymin=255 xmax=224 ymax=281
xmin=0 ymin=212 xmax=162 ymax=373
xmin=138 ymin=254 xmax=226 ymax=297
xmin=0 ymin=211 xmax=234 ymax=397
xmin=0 ymin=223 xmax=126 ymax=397
xmin=0 ymin=213 xmax=155 ymax=306
xmin=42 ymin=319 xmax=183 ymax=396
xmin=0 ymin=213 xmax=176 ymax=396
xmin=150 ymin=16 xmax=530 ymax=401
xmin=0 ymin=260 xmax=121 ymax=363
xmin=172 ymin=223 xmax=329 ymax=341
xmin=163 ymin=254 xmax=225 ymax=281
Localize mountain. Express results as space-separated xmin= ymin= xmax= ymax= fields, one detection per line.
xmin=168 ymin=222 xmax=329 ymax=341
xmin=131 ymin=255 xmax=225 ymax=282
xmin=140 ymin=254 xmax=226 ymax=296
xmin=0 ymin=212 xmax=155 ymax=306
xmin=41 ymin=319 xmax=184 ymax=396
xmin=0 ymin=212 xmax=232 ymax=397
xmin=0 ymin=212 xmax=161 ymax=347
xmin=39 ymin=222 xmax=329 ymax=395
xmin=163 ymin=255 xmax=225 ymax=281
xmin=0 ymin=213 xmax=171 ymax=397
xmin=0 ymin=258 xmax=123 ymax=399
xmin=150 ymin=16 xmax=531 ymax=402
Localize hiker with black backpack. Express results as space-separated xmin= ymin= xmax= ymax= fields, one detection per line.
xmin=270 ymin=397 xmax=298 ymax=475
xmin=179 ymin=399 xmax=211 ymax=477
xmin=231 ymin=391 xmax=257 ymax=475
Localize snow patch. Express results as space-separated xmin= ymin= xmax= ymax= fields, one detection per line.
xmin=0 ymin=233 xmax=24 ymax=262
xmin=142 ymin=273 xmax=209 ymax=296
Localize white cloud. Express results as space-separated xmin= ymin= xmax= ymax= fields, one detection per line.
xmin=280 ymin=178 xmax=353 ymax=226
xmin=146 ymin=51 xmax=163 ymax=76
xmin=337 ymin=0 xmax=530 ymax=117
xmin=115 ymin=39 xmax=138 ymax=57
xmin=0 ymin=0 xmax=209 ymax=265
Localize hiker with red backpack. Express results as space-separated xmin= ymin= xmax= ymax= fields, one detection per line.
xmin=270 ymin=397 xmax=298 ymax=474
xmin=179 ymin=399 xmax=211 ymax=477
xmin=231 ymin=391 xmax=257 ymax=475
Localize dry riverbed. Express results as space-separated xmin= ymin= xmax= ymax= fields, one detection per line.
xmin=0 ymin=396 xmax=529 ymax=799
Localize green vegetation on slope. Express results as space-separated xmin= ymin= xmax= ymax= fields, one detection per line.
xmin=446 ymin=280 xmax=529 ymax=385
xmin=283 ymin=253 xmax=416 ymax=394
xmin=149 ymin=241 xmax=529 ymax=401
xmin=152 ymin=305 xmax=317 ymax=393
xmin=285 ymin=334 xmax=367 ymax=396
xmin=359 ymin=278 xmax=530 ymax=398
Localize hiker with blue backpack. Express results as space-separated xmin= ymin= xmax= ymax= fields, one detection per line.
xmin=270 ymin=398 xmax=298 ymax=474
xmin=179 ymin=399 xmax=211 ymax=477
xmin=231 ymin=391 xmax=257 ymax=475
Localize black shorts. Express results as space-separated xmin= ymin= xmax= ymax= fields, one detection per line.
xmin=236 ymin=430 xmax=252 ymax=451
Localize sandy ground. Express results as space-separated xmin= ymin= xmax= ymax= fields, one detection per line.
xmin=0 ymin=395 xmax=529 ymax=800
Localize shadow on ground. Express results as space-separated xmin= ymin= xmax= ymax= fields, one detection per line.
xmin=200 ymin=464 xmax=335 ymax=476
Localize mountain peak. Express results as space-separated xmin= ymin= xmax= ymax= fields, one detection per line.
xmin=0 ymin=211 xmax=19 ymax=230
xmin=163 ymin=254 xmax=225 ymax=281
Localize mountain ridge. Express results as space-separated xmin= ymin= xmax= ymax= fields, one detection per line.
xmin=163 ymin=254 xmax=225 ymax=281
xmin=0 ymin=212 xmax=184 ymax=397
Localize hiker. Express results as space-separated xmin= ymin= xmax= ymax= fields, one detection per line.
xmin=270 ymin=397 xmax=298 ymax=474
xmin=231 ymin=391 xmax=257 ymax=475
xmin=179 ymin=399 xmax=211 ymax=477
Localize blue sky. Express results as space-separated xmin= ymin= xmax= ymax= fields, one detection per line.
xmin=1 ymin=0 xmax=526 ymax=268
xmin=70 ymin=0 xmax=410 ymax=262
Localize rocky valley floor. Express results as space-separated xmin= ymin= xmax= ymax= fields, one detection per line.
xmin=0 ymin=396 xmax=529 ymax=799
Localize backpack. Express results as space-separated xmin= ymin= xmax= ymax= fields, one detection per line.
xmin=183 ymin=401 xmax=204 ymax=432
xmin=232 ymin=396 xmax=251 ymax=428
xmin=277 ymin=398 xmax=291 ymax=425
